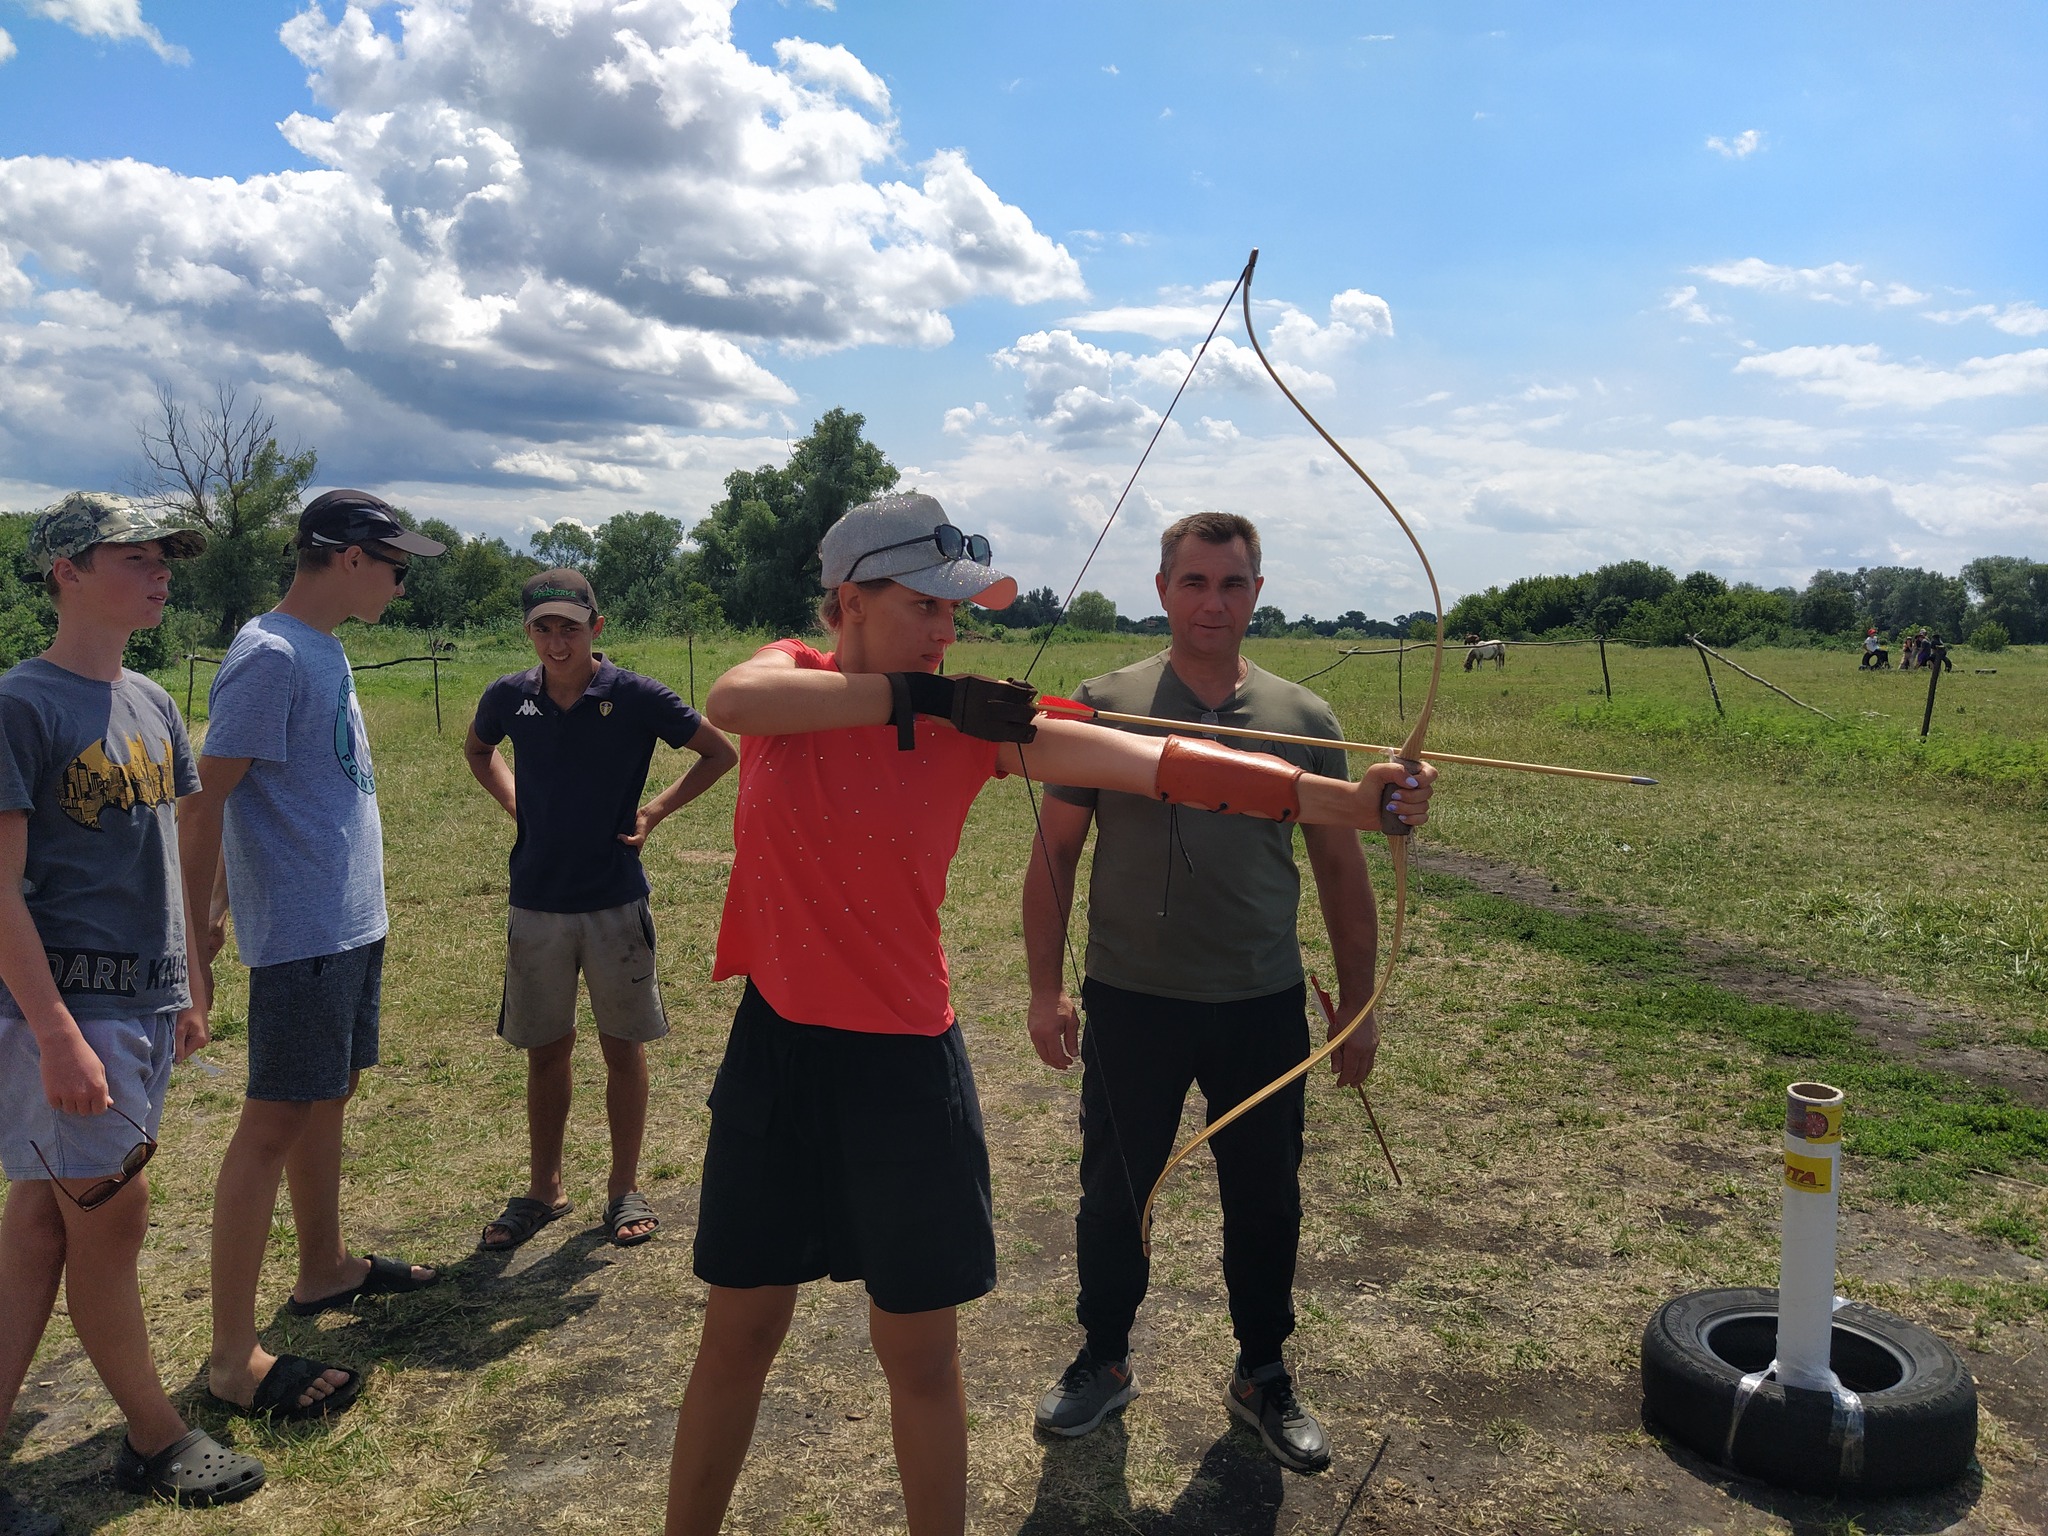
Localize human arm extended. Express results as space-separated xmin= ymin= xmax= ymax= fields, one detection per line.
xmin=999 ymin=718 xmax=1434 ymax=831
xmin=1021 ymin=794 xmax=1094 ymax=1070
xmin=1302 ymin=822 xmax=1381 ymax=1087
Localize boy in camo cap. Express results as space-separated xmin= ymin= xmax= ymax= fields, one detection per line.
xmin=0 ymin=493 xmax=267 ymax=1524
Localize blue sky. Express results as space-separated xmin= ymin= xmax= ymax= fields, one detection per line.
xmin=1 ymin=1 xmax=2042 ymax=619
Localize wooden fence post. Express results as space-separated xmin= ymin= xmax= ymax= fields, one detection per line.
xmin=1920 ymin=646 xmax=1944 ymax=739
xmin=1688 ymin=634 xmax=1724 ymax=718
xmin=1598 ymin=633 xmax=1612 ymax=701
xmin=1396 ymin=642 xmax=1405 ymax=720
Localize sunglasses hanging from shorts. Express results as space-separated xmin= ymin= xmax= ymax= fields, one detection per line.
xmin=846 ymin=524 xmax=991 ymax=582
xmin=31 ymin=1105 xmax=157 ymax=1211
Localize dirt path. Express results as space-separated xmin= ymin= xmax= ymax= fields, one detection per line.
xmin=1416 ymin=846 xmax=2048 ymax=1108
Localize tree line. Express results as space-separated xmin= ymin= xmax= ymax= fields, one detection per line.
xmin=1440 ymin=558 xmax=2046 ymax=651
xmin=2 ymin=386 xmax=2044 ymax=670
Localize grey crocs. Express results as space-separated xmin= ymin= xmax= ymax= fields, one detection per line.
xmin=114 ymin=1429 xmax=265 ymax=1507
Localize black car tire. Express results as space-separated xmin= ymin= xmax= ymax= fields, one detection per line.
xmin=1642 ymin=1287 xmax=1976 ymax=1495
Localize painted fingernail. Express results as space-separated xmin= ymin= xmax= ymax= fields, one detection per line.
xmin=1405 ymin=776 xmax=1419 ymax=788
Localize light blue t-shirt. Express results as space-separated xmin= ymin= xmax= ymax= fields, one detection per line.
xmin=204 ymin=613 xmax=387 ymax=967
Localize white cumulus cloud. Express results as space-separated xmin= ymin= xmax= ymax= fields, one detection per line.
xmin=1705 ymin=129 xmax=1761 ymax=158
xmin=0 ymin=26 xmax=15 ymax=63
xmin=1696 ymin=258 xmax=1926 ymax=307
xmin=1735 ymin=343 xmax=2048 ymax=409
xmin=0 ymin=0 xmax=1081 ymax=489
xmin=1664 ymin=284 xmax=1725 ymax=325
xmin=18 ymin=0 xmax=185 ymax=62
xmin=1927 ymin=299 xmax=2048 ymax=337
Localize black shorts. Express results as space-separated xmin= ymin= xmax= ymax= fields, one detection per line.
xmin=246 ymin=939 xmax=383 ymax=1102
xmin=692 ymin=981 xmax=997 ymax=1315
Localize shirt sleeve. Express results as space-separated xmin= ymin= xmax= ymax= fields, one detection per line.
xmin=1041 ymin=677 xmax=1101 ymax=809
xmin=200 ymin=638 xmax=295 ymax=762
xmin=168 ymin=699 xmax=201 ymax=797
xmin=640 ymin=680 xmax=703 ymax=750
xmin=471 ymin=679 xmax=508 ymax=746
xmin=0 ymin=690 xmax=44 ymax=814
xmin=1304 ymin=701 xmax=1350 ymax=783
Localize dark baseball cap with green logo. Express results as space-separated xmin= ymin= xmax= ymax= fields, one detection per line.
xmin=521 ymin=568 xmax=599 ymax=624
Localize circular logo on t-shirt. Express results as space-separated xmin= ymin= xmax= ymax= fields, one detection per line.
xmin=333 ymin=677 xmax=375 ymax=794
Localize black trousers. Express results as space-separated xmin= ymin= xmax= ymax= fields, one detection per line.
xmin=1075 ymin=977 xmax=1308 ymax=1370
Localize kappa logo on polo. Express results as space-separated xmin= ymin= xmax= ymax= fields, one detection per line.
xmin=516 ymin=699 xmax=542 ymax=717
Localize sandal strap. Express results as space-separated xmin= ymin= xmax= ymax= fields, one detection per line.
xmin=605 ymin=1191 xmax=657 ymax=1228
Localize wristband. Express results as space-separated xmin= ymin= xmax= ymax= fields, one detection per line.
xmin=1153 ymin=736 xmax=1303 ymax=822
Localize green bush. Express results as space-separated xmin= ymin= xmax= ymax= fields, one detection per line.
xmin=1970 ymin=621 xmax=2010 ymax=652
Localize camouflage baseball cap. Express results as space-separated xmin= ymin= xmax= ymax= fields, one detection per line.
xmin=30 ymin=492 xmax=207 ymax=574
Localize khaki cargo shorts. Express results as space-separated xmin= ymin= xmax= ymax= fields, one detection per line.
xmin=498 ymin=899 xmax=670 ymax=1049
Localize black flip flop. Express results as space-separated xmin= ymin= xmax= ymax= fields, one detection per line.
xmin=285 ymin=1253 xmax=439 ymax=1316
xmin=114 ymin=1429 xmax=265 ymax=1507
xmin=208 ymin=1353 xmax=362 ymax=1424
xmin=479 ymin=1195 xmax=571 ymax=1252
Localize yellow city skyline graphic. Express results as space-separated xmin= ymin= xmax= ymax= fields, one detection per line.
xmin=59 ymin=734 xmax=177 ymax=830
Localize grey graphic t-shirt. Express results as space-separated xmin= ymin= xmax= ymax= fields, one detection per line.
xmin=204 ymin=613 xmax=387 ymax=967
xmin=0 ymin=659 xmax=201 ymax=1020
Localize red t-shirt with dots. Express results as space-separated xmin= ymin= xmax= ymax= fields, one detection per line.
xmin=712 ymin=639 xmax=1002 ymax=1035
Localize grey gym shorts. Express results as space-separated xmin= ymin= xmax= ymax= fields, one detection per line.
xmin=0 ymin=1012 xmax=175 ymax=1180
xmin=497 ymin=899 xmax=669 ymax=1050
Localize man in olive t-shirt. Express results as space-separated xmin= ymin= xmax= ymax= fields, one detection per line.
xmin=1022 ymin=512 xmax=1393 ymax=1475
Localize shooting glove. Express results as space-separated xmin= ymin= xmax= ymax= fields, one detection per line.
xmin=890 ymin=672 xmax=1038 ymax=749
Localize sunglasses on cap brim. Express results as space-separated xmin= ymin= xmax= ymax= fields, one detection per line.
xmin=846 ymin=524 xmax=992 ymax=582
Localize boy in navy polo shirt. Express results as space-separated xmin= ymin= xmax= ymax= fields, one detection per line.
xmin=466 ymin=568 xmax=735 ymax=1251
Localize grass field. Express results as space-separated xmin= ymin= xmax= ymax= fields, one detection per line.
xmin=7 ymin=631 xmax=2045 ymax=1534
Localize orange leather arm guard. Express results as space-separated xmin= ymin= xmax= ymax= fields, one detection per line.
xmin=1153 ymin=736 xmax=1304 ymax=822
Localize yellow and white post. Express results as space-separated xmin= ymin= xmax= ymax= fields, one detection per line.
xmin=1779 ymin=1081 xmax=1847 ymax=1390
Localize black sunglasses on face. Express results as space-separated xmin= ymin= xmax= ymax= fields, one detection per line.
xmin=846 ymin=524 xmax=991 ymax=582
xmin=31 ymin=1105 xmax=157 ymax=1211
xmin=360 ymin=545 xmax=410 ymax=580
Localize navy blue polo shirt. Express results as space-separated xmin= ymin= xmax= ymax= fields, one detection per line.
xmin=472 ymin=657 xmax=703 ymax=913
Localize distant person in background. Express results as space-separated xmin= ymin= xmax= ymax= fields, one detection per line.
xmin=1860 ymin=629 xmax=1888 ymax=670
xmin=1929 ymin=632 xmax=1953 ymax=673
xmin=1899 ymin=631 xmax=1918 ymax=671
xmin=465 ymin=568 xmax=736 ymax=1254
xmin=180 ymin=490 xmax=444 ymax=1425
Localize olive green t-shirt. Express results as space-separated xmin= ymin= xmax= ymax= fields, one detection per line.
xmin=1045 ymin=652 xmax=1349 ymax=1002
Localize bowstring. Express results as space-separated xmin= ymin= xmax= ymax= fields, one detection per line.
xmin=1013 ymin=254 xmax=1254 ymax=1242
xmin=1019 ymin=257 xmax=1254 ymax=687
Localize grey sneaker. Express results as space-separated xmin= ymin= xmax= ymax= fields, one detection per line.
xmin=1034 ymin=1349 xmax=1137 ymax=1437
xmin=1226 ymin=1360 xmax=1331 ymax=1473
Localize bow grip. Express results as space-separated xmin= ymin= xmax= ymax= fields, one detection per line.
xmin=1379 ymin=753 xmax=1421 ymax=839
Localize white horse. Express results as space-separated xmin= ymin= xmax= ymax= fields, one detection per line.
xmin=1463 ymin=638 xmax=1508 ymax=672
